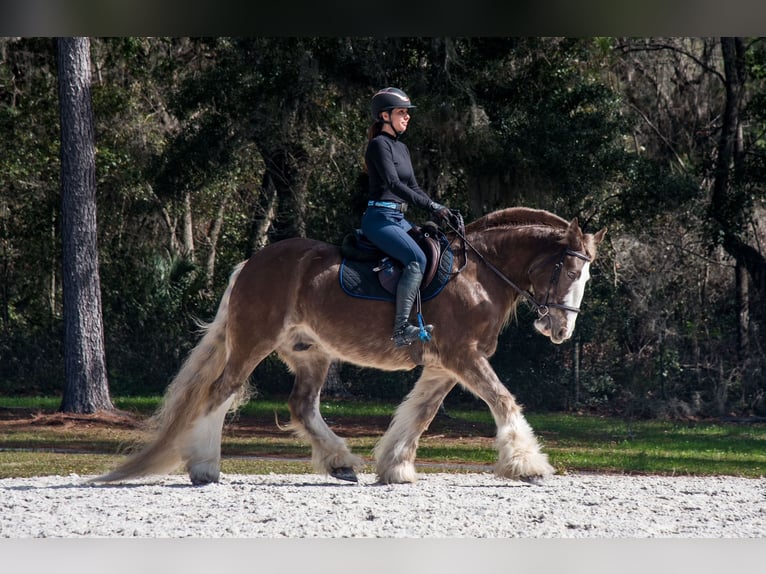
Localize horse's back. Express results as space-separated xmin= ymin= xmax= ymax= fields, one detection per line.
xmin=226 ymin=238 xmax=339 ymax=328
xmin=233 ymin=237 xmax=338 ymax=294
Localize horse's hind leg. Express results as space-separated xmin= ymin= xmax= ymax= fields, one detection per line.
xmin=283 ymin=351 xmax=363 ymax=481
xmin=374 ymin=367 xmax=457 ymax=484
xmin=453 ymin=354 xmax=554 ymax=481
xmin=180 ymin=390 xmax=237 ymax=485
xmin=180 ymin=350 xmax=266 ymax=485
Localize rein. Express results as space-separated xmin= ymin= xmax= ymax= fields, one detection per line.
xmin=444 ymin=212 xmax=591 ymax=318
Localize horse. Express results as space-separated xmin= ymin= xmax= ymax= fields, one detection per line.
xmin=93 ymin=206 xmax=606 ymax=486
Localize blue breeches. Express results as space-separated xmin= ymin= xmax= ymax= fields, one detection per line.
xmin=361 ymin=207 xmax=427 ymax=270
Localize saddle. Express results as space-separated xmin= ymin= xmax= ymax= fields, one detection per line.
xmin=339 ymin=222 xmax=453 ymax=302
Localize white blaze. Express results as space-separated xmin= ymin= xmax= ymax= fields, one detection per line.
xmin=560 ymin=261 xmax=591 ymax=339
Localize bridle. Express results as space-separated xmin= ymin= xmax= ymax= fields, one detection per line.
xmin=445 ymin=212 xmax=592 ymax=319
xmin=525 ymin=248 xmax=592 ymax=317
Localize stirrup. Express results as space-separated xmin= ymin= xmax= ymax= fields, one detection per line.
xmin=392 ymin=323 xmax=433 ymax=347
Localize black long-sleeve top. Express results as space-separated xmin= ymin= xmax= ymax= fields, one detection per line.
xmin=365 ymin=132 xmax=434 ymax=211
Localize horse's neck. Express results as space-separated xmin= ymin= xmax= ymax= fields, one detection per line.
xmin=468 ymin=225 xmax=562 ymax=279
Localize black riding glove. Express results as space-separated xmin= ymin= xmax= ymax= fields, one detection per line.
xmin=429 ymin=201 xmax=451 ymax=223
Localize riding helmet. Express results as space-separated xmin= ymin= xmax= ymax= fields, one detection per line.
xmin=371 ymin=87 xmax=416 ymax=120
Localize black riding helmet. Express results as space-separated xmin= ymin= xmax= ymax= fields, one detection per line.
xmin=370 ymin=87 xmax=416 ymax=121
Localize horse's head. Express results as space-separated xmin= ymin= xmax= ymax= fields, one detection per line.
xmin=528 ymin=218 xmax=607 ymax=344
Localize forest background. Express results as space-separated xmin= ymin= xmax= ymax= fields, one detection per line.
xmin=2 ymin=37 xmax=765 ymax=419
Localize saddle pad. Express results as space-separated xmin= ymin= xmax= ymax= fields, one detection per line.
xmin=339 ymin=244 xmax=454 ymax=302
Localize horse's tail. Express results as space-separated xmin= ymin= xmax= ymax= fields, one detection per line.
xmin=92 ymin=261 xmax=247 ymax=484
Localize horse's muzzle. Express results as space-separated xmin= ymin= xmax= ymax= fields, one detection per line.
xmin=534 ymin=314 xmax=573 ymax=344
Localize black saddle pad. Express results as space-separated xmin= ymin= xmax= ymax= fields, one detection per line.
xmin=339 ymin=235 xmax=454 ymax=302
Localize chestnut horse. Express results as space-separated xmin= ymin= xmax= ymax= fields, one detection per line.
xmin=94 ymin=207 xmax=606 ymax=485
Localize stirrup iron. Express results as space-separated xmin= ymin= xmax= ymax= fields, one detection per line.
xmin=392 ymin=290 xmax=433 ymax=347
xmin=392 ymin=323 xmax=433 ymax=347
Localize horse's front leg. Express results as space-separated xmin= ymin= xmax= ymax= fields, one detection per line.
xmin=284 ymin=353 xmax=363 ymax=482
xmin=452 ymin=354 xmax=554 ymax=482
xmin=374 ymin=367 xmax=457 ymax=484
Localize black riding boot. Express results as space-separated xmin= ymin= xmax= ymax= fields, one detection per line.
xmin=392 ymin=261 xmax=434 ymax=347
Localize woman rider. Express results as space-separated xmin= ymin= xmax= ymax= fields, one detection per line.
xmin=361 ymin=87 xmax=454 ymax=347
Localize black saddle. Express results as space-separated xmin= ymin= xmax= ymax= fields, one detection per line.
xmin=339 ymin=222 xmax=453 ymax=302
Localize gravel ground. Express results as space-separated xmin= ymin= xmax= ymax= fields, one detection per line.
xmin=1 ymin=472 xmax=765 ymax=538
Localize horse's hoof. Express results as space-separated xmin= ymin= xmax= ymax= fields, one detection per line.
xmin=188 ymin=462 xmax=221 ymax=486
xmin=190 ymin=476 xmax=218 ymax=486
xmin=189 ymin=471 xmax=220 ymax=486
xmin=520 ymin=475 xmax=545 ymax=486
xmin=330 ymin=467 xmax=358 ymax=483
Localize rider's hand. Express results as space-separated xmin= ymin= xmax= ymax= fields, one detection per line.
xmin=429 ymin=202 xmax=451 ymax=223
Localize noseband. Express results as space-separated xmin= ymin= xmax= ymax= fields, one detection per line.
xmin=446 ymin=214 xmax=592 ymax=318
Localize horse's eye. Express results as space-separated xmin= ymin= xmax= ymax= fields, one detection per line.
xmin=567 ymin=271 xmax=577 ymax=280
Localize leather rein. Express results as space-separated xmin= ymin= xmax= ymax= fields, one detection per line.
xmin=444 ymin=212 xmax=592 ymax=318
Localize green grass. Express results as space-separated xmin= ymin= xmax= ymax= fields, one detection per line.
xmin=1 ymin=396 xmax=764 ymax=479
xmin=0 ymin=395 xmax=160 ymax=414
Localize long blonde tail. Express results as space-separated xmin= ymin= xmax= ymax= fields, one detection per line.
xmin=92 ymin=261 xmax=247 ymax=483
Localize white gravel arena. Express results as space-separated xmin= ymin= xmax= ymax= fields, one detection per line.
xmin=2 ymin=471 xmax=764 ymax=574
xmin=1 ymin=471 xmax=765 ymax=538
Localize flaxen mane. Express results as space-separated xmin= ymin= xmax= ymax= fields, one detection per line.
xmin=466 ymin=207 xmax=600 ymax=260
xmin=465 ymin=207 xmax=570 ymax=233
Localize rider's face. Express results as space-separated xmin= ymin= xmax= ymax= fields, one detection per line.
xmin=384 ymin=108 xmax=410 ymax=133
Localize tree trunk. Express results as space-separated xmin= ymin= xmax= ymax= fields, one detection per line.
xmin=182 ymin=191 xmax=195 ymax=262
xmin=250 ymin=170 xmax=278 ymax=252
xmin=205 ymin=194 xmax=228 ymax=291
xmin=0 ymin=243 xmax=8 ymax=333
xmin=736 ymin=259 xmax=750 ymax=361
xmin=261 ymin=147 xmax=308 ymax=242
xmin=711 ymin=38 xmax=766 ymax=352
xmin=570 ymin=337 xmax=580 ymax=409
xmin=323 ymin=361 xmax=352 ymax=399
xmin=710 ymin=38 xmax=746 ymax=228
xmin=48 ymin=206 xmax=57 ymax=326
xmin=57 ymin=37 xmax=113 ymax=413
xmin=148 ymin=185 xmax=182 ymax=256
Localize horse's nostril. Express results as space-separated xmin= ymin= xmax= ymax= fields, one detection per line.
xmin=535 ymin=317 xmax=552 ymax=335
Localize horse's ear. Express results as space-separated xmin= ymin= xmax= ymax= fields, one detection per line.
xmin=566 ymin=217 xmax=583 ymax=244
xmin=593 ymin=228 xmax=607 ymax=245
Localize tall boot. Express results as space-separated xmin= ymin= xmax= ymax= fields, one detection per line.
xmin=392 ymin=261 xmax=434 ymax=347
